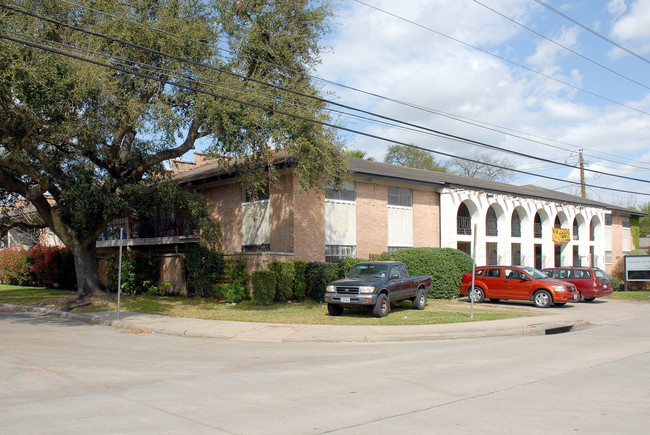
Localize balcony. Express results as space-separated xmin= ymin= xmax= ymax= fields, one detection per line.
xmin=97 ymin=218 xmax=200 ymax=248
xmin=457 ymin=216 xmax=472 ymax=235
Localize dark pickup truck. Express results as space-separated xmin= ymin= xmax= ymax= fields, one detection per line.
xmin=324 ymin=261 xmax=432 ymax=317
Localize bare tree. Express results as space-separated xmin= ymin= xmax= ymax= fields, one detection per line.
xmin=451 ymin=153 xmax=515 ymax=182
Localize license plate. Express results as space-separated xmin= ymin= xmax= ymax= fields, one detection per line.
xmin=340 ymin=297 xmax=351 ymax=303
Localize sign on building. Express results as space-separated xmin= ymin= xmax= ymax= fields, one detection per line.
xmin=552 ymin=227 xmax=571 ymax=243
xmin=625 ymin=256 xmax=650 ymax=282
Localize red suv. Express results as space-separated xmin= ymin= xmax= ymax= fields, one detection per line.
xmin=542 ymin=267 xmax=613 ymax=301
xmin=459 ymin=266 xmax=579 ymax=308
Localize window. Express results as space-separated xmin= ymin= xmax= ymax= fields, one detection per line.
xmin=622 ymin=217 xmax=631 ymax=228
xmin=325 ymin=245 xmax=356 ymax=262
xmin=387 ymin=186 xmax=412 ymax=207
xmin=457 ymin=203 xmax=472 ymax=235
xmin=572 ymin=218 xmax=580 ymax=240
xmin=486 ymin=207 xmax=498 ymax=237
xmin=485 ymin=268 xmax=501 ymax=278
xmin=326 ymin=181 xmax=356 ymax=201
xmin=605 ymin=251 xmax=612 ymax=264
xmin=504 ymin=269 xmax=525 ymax=280
xmin=605 ymin=214 xmax=612 ymax=226
xmin=534 ymin=213 xmax=542 ymax=238
xmin=511 ymin=243 xmax=521 ymax=266
xmin=511 ymin=211 xmax=521 ymax=237
xmin=243 ymin=185 xmax=269 ymax=203
xmin=242 ymin=244 xmax=270 ymax=253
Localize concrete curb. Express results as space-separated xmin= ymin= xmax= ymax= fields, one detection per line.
xmin=1 ymin=302 xmax=589 ymax=343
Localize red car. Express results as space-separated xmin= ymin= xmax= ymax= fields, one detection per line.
xmin=542 ymin=267 xmax=614 ymax=301
xmin=460 ymin=266 xmax=579 ymax=308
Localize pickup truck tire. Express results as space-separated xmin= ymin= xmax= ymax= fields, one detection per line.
xmin=373 ymin=293 xmax=390 ymax=317
xmin=327 ymin=303 xmax=344 ymax=316
xmin=412 ymin=288 xmax=427 ymax=310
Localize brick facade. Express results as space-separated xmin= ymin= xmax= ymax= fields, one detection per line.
xmin=356 ymin=181 xmax=388 ymax=258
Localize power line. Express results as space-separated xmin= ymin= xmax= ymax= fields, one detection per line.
xmin=352 ymin=0 xmax=650 ymax=117
xmin=27 ymin=1 xmax=650 ymax=172
xmin=2 ymin=32 xmax=649 ymax=198
xmin=471 ymin=0 xmax=650 ymax=90
xmin=533 ymin=0 xmax=650 ymax=65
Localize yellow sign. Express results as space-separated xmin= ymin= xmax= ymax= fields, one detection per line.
xmin=552 ymin=227 xmax=571 ymax=243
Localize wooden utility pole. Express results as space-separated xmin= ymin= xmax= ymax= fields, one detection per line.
xmin=579 ymin=149 xmax=586 ymax=198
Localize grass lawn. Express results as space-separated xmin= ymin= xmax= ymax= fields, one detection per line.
xmin=605 ymin=291 xmax=650 ymax=302
xmin=0 ymin=284 xmax=538 ymax=326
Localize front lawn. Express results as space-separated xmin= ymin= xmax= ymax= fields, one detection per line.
xmin=0 ymin=284 xmax=537 ymax=325
xmin=605 ymin=291 xmax=650 ymax=302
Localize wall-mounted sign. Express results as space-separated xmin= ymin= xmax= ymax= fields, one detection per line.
xmin=552 ymin=227 xmax=571 ymax=243
xmin=625 ymin=256 xmax=650 ymax=282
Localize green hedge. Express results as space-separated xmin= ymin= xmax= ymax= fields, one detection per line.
xmin=291 ymin=260 xmax=307 ymax=300
xmin=184 ymin=245 xmax=225 ymax=296
xmin=305 ymin=262 xmax=339 ymax=301
xmin=374 ymin=247 xmax=473 ymax=299
xmin=106 ymin=250 xmax=160 ymax=294
xmin=269 ymin=261 xmax=295 ymax=302
xmin=252 ymin=270 xmax=277 ymax=305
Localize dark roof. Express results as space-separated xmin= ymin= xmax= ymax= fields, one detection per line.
xmin=173 ymin=154 xmax=645 ymax=217
xmin=348 ymin=158 xmax=645 ymax=217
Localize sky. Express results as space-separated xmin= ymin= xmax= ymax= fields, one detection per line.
xmin=312 ymin=0 xmax=650 ymax=207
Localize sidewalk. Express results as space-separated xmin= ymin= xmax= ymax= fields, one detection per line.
xmin=6 ymin=300 xmax=632 ymax=342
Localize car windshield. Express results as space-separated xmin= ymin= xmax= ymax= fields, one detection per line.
xmin=348 ymin=264 xmax=388 ymax=278
xmin=594 ymin=269 xmax=610 ymax=281
xmin=520 ymin=267 xmax=548 ymax=280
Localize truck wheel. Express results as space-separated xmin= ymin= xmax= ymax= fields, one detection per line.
xmin=412 ymin=288 xmax=427 ymax=310
xmin=533 ymin=290 xmax=552 ymax=308
xmin=373 ymin=294 xmax=390 ymax=317
xmin=327 ymin=303 xmax=344 ymax=316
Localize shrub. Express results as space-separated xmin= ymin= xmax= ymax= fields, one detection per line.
xmin=220 ymin=258 xmax=249 ymax=303
xmin=291 ymin=260 xmax=307 ymax=300
xmin=374 ymin=247 xmax=473 ymax=299
xmin=184 ymin=245 xmax=225 ymax=296
xmin=252 ymin=270 xmax=277 ymax=305
xmin=28 ymin=245 xmax=76 ymax=289
xmin=305 ymin=262 xmax=339 ymax=301
xmin=269 ymin=261 xmax=295 ymax=302
xmin=106 ymin=250 xmax=159 ymax=294
xmin=335 ymin=257 xmax=364 ymax=278
xmin=0 ymin=247 xmax=31 ymax=285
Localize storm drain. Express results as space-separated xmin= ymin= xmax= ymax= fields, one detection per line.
xmin=544 ymin=324 xmax=575 ymax=335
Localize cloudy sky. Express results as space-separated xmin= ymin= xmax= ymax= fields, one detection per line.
xmin=312 ymin=0 xmax=650 ymax=207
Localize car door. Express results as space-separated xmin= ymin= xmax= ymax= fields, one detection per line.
xmin=502 ymin=268 xmax=531 ymax=300
xmin=476 ymin=267 xmax=503 ymax=298
xmin=387 ymin=264 xmax=405 ymax=299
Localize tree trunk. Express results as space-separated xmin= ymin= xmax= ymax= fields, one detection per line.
xmin=70 ymin=240 xmax=103 ymax=297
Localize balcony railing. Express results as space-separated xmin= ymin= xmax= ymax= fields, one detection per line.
xmin=534 ymin=222 xmax=542 ymax=238
xmin=98 ymin=218 xmax=200 ymax=241
xmin=457 ymin=216 xmax=472 ymax=235
xmin=486 ymin=218 xmax=498 ymax=237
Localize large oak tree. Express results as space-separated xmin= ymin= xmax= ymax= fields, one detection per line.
xmin=0 ymin=0 xmax=347 ymax=296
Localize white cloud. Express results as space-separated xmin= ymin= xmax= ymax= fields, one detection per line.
xmin=609 ymin=0 xmax=650 ymax=56
xmin=316 ymin=0 xmax=650 ymax=205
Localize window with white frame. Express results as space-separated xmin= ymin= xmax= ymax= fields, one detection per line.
xmin=325 ymin=181 xmax=356 ymax=260
xmin=242 ymin=186 xmax=270 ymax=252
xmin=325 ymin=244 xmax=356 ymax=262
xmin=388 ymin=186 xmax=413 ymax=250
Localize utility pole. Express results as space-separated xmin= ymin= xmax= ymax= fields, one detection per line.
xmin=579 ymin=149 xmax=586 ymax=198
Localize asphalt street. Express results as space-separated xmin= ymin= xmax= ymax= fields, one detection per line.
xmin=1 ymin=300 xmax=649 ymax=434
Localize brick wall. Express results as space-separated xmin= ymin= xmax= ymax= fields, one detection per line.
xmin=356 ymin=182 xmax=388 ymax=258
xmin=413 ymin=189 xmax=440 ymax=248
xmin=292 ymin=176 xmax=325 ymax=262
xmin=269 ymin=173 xmax=294 ymax=253
xmin=201 ymin=182 xmax=242 ymax=253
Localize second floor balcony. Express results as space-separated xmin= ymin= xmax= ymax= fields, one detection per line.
xmin=97 ymin=217 xmax=200 ymax=248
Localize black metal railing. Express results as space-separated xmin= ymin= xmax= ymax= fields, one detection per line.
xmin=534 ymin=222 xmax=542 ymax=238
xmin=457 ymin=216 xmax=472 ymax=235
xmin=98 ymin=218 xmax=200 ymax=241
xmin=486 ymin=218 xmax=498 ymax=237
